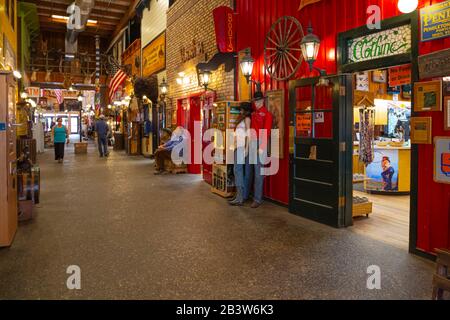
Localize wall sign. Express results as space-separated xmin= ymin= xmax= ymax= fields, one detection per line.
xmin=414 ymin=80 xmax=442 ymax=112
xmin=389 ymin=64 xmax=411 ymax=87
xmin=180 ymin=39 xmax=205 ymax=64
xmin=142 ymin=32 xmax=166 ymax=77
xmin=434 ymin=137 xmax=450 ymax=184
xmin=347 ymin=25 xmax=411 ymax=64
xmin=213 ymin=6 xmax=236 ymax=53
xmin=267 ymin=90 xmax=285 ymax=158
xmin=25 ymin=87 xmax=40 ymax=98
xmin=418 ymin=48 xmax=450 ymax=79
xmin=420 ymin=0 xmax=450 ymax=42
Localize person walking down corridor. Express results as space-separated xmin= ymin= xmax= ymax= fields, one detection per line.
xmin=52 ymin=117 xmax=69 ymax=164
xmin=95 ymin=115 xmax=110 ymax=158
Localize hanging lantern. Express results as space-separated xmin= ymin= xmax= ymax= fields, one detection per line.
xmin=300 ymin=24 xmax=321 ymax=72
xmin=239 ymin=49 xmax=255 ymax=84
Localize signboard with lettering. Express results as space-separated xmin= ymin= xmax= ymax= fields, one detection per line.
xmin=434 ymin=137 xmax=450 ymax=184
xmin=347 ymin=25 xmax=411 ymax=64
xmin=213 ymin=6 xmax=236 ymax=53
xmin=389 ymin=64 xmax=411 ymax=87
xmin=420 ymin=0 xmax=450 ymax=42
xmin=142 ymin=32 xmax=166 ymax=77
xmin=418 ymin=48 xmax=450 ymax=79
xmin=296 ymin=113 xmax=312 ymax=137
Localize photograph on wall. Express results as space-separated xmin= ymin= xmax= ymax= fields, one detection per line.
xmin=445 ymin=97 xmax=450 ymax=130
xmin=365 ymin=149 xmax=399 ymax=192
xmin=411 ymin=117 xmax=432 ymax=144
xmin=434 ymin=137 xmax=450 ymax=184
xmin=372 ymin=69 xmax=387 ymax=83
xmin=266 ymin=90 xmax=285 ymax=158
xmin=414 ymin=80 xmax=442 ymax=112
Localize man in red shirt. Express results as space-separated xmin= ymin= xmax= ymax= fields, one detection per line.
xmin=249 ymin=90 xmax=273 ymax=208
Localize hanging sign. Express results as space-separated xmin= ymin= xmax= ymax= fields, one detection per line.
xmin=347 ymin=25 xmax=411 ymax=63
xmin=25 ymin=87 xmax=40 ymax=98
xmin=389 ymin=64 xmax=411 ymax=87
xmin=142 ymin=32 xmax=166 ymax=77
xmin=213 ymin=6 xmax=236 ymax=53
xmin=298 ymin=0 xmax=322 ymax=11
xmin=434 ymin=137 xmax=450 ymax=184
xmin=420 ymin=0 xmax=450 ymax=42
xmin=418 ymin=48 xmax=450 ymax=79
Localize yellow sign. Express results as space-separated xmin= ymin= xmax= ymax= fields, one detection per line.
xmin=142 ymin=33 xmax=166 ymax=77
xmin=298 ymin=0 xmax=322 ymax=11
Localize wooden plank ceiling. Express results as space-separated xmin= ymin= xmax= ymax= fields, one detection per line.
xmin=20 ymin=0 xmax=134 ymax=39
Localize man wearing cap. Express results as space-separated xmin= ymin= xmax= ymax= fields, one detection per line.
xmin=249 ymin=90 xmax=273 ymax=208
xmin=95 ymin=115 xmax=110 ymax=158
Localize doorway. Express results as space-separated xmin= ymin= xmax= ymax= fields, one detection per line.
xmin=177 ymin=94 xmax=202 ymax=174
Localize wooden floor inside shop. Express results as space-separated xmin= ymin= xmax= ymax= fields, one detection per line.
xmin=350 ymin=191 xmax=410 ymax=251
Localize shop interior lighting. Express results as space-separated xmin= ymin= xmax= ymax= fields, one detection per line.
xmin=13 ymin=70 xmax=22 ymax=79
xmin=397 ymin=0 xmax=418 ymax=14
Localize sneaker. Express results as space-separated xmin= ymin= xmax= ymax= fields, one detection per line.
xmin=229 ymin=200 xmax=244 ymax=206
xmin=154 ymin=170 xmax=165 ymax=175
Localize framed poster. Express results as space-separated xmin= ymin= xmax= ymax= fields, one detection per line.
xmin=372 ymin=70 xmax=387 ymax=83
xmin=434 ymin=137 xmax=450 ymax=184
xmin=266 ymin=90 xmax=284 ymax=158
xmin=142 ymin=32 xmax=166 ymax=77
xmin=414 ymin=80 xmax=442 ymax=112
xmin=410 ymin=117 xmax=432 ymax=144
xmin=365 ymin=149 xmax=399 ymax=192
xmin=444 ymin=97 xmax=450 ymax=131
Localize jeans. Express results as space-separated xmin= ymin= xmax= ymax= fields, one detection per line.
xmin=98 ymin=137 xmax=108 ymax=157
xmin=155 ymin=149 xmax=172 ymax=171
xmin=233 ymin=149 xmax=251 ymax=202
xmin=253 ymin=153 xmax=265 ymax=204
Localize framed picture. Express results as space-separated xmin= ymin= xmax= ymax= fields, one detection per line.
xmin=444 ymin=97 xmax=450 ymax=131
xmin=434 ymin=137 xmax=450 ymax=184
xmin=410 ymin=117 xmax=432 ymax=144
xmin=372 ymin=69 xmax=387 ymax=83
xmin=356 ymin=72 xmax=370 ymax=91
xmin=266 ymin=89 xmax=285 ymax=159
xmin=402 ymin=84 xmax=412 ymax=100
xmin=414 ymin=80 xmax=442 ymax=112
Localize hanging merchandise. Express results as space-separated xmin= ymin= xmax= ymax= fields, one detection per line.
xmin=359 ymin=107 xmax=375 ymax=166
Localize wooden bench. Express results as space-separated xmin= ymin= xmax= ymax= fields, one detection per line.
xmin=432 ymin=248 xmax=450 ymax=300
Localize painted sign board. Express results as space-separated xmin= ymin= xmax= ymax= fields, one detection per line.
xmin=434 ymin=137 xmax=450 ymax=184
xmin=347 ymin=24 xmax=411 ymax=64
xmin=213 ymin=6 xmax=236 ymax=53
xmin=420 ymin=0 xmax=450 ymax=42
xmin=142 ymin=32 xmax=166 ymax=77
xmin=389 ymin=64 xmax=411 ymax=87
xmin=418 ymin=48 xmax=450 ymax=79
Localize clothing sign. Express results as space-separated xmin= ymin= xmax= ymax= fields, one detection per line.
xmin=213 ymin=6 xmax=236 ymax=53
xmin=434 ymin=137 xmax=450 ymax=184
xmin=347 ymin=25 xmax=411 ymax=63
xmin=421 ymin=0 xmax=450 ymax=42
xmin=389 ymin=65 xmax=411 ymax=87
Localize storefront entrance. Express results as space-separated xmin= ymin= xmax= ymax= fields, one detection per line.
xmin=289 ymin=12 xmax=420 ymax=252
xmin=289 ymin=76 xmax=353 ymax=228
xmin=177 ymin=94 xmax=202 ymax=174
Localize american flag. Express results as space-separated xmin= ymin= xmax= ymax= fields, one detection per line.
xmin=109 ymin=64 xmax=127 ymax=102
xmin=55 ymin=89 xmax=64 ymax=104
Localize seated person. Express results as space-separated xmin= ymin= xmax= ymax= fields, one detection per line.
xmin=154 ymin=126 xmax=186 ymax=175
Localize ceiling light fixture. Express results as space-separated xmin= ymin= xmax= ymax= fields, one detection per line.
xmin=51 ymin=15 xmax=98 ymax=26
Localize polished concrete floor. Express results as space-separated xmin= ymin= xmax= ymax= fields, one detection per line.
xmin=0 ymin=143 xmax=435 ymax=300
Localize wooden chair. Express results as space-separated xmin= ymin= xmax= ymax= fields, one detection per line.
xmin=432 ymin=248 xmax=450 ymax=300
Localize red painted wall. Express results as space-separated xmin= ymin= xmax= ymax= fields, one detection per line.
xmin=235 ymin=0 xmax=450 ymax=253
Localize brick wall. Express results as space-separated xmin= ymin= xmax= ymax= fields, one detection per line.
xmin=166 ymin=0 xmax=235 ymax=114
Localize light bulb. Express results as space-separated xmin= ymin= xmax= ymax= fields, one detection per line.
xmin=398 ymin=0 xmax=418 ymax=14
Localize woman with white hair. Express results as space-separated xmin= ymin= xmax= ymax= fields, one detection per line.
xmin=154 ymin=126 xmax=187 ymax=175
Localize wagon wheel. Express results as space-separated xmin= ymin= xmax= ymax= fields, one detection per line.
xmin=264 ymin=16 xmax=304 ymax=81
